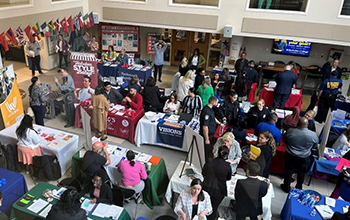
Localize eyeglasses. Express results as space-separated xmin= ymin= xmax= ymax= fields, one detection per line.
xmin=92 ymin=179 xmax=101 ymax=184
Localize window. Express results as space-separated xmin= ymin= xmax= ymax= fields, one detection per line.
xmin=340 ymin=0 xmax=350 ymax=16
xmin=172 ymin=0 xmax=219 ymax=7
xmin=248 ymin=0 xmax=308 ymax=12
xmin=0 ymin=0 xmax=30 ymax=8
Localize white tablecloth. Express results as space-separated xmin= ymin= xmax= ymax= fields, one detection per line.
xmin=0 ymin=122 xmax=79 ymax=176
xmin=165 ymin=161 xmax=274 ymax=220
xmin=134 ymin=113 xmax=188 ymax=152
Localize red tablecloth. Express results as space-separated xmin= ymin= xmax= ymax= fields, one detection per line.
xmin=75 ymin=105 xmax=144 ymax=143
xmin=259 ymin=87 xmax=302 ymax=109
xmin=247 ymin=83 xmax=257 ymax=102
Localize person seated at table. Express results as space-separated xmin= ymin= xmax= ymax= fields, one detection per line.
xmin=246 ymin=99 xmax=270 ymax=129
xmin=82 ymin=142 xmax=110 ymax=177
xmin=88 ymin=35 xmax=99 ymax=54
xmin=129 ymin=76 xmax=142 ymax=93
xmin=46 ymin=187 xmax=87 ymax=220
xmin=104 ymin=45 xmax=117 ymax=62
xmin=89 ymin=169 xmax=113 ymax=204
xmin=194 ymin=68 xmax=206 ymax=90
xmin=231 ymin=161 xmax=268 ymax=220
xmin=163 ymin=92 xmax=180 ymax=114
xmin=16 ymin=115 xmax=42 ymax=175
xmin=121 ymin=85 xmax=143 ymax=111
xmin=118 ymin=150 xmax=147 ymax=203
xmin=143 ymin=77 xmax=163 ymax=112
xmin=332 ymin=128 xmax=350 ymax=152
xmin=174 ymin=178 xmax=212 ymax=220
xmin=272 ymin=64 xmax=297 ymax=110
xmin=304 ymin=110 xmax=316 ymax=132
xmin=211 ymin=72 xmax=224 ymax=97
xmin=177 ymin=70 xmax=195 ymax=102
xmin=179 ymin=87 xmax=203 ymax=117
xmin=197 ymin=78 xmax=214 ymax=106
xmin=103 ymin=81 xmax=123 ymax=104
xmin=116 ymin=48 xmax=129 ymax=65
xmin=212 ymin=131 xmax=242 ymax=175
xmin=249 ymin=130 xmax=276 ymax=178
xmin=202 ymin=146 xmax=232 ymax=220
xmin=0 ymin=191 xmax=8 ymax=220
xmin=75 ymin=75 xmax=94 ymax=102
xmin=283 ymin=106 xmax=300 ymax=131
xmin=179 ymin=57 xmax=190 ymax=77
xmin=222 ymin=68 xmax=234 ymax=99
xmin=255 ymin=113 xmax=281 ymax=145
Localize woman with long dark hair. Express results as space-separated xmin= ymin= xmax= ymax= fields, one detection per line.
xmin=47 ymin=187 xmax=87 ymax=220
xmin=16 ymin=115 xmax=41 ymax=174
xmin=163 ymin=92 xmax=181 ymax=114
xmin=28 ymin=76 xmax=47 ymax=126
xmin=189 ymin=48 xmax=206 ymax=70
xmin=143 ymin=76 xmax=163 ymax=112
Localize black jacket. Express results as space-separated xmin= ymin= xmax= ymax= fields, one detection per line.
xmin=46 ymin=206 xmax=87 ymax=220
xmin=274 ymin=70 xmax=297 ymax=95
xmin=82 ymin=151 xmax=107 ymax=176
xmin=246 ymin=67 xmax=259 ymax=90
xmin=235 ymin=58 xmax=249 ymax=74
xmin=103 ymin=88 xmax=123 ymax=104
xmin=179 ymin=64 xmax=190 ymax=76
xmin=89 ymin=183 xmax=113 ymax=204
xmin=322 ymin=65 xmax=342 ymax=80
xmin=219 ymin=99 xmax=240 ymax=127
xmin=246 ymin=106 xmax=270 ymax=129
xmin=143 ymin=85 xmax=162 ymax=110
xmin=194 ymin=74 xmax=205 ymax=90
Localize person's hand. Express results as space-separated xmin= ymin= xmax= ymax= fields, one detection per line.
xmin=345 ymin=171 xmax=350 ymax=178
xmin=90 ymin=198 xmax=97 ymax=204
xmin=205 ymin=139 xmax=210 ymax=144
xmin=198 ymin=212 xmax=206 ymax=220
xmin=293 ymin=84 xmax=296 ymax=89
xmin=220 ymin=123 xmax=225 ymax=128
xmin=54 ymin=76 xmax=58 ymax=83
xmin=103 ymin=142 xmax=109 ymax=152
xmin=180 ymin=213 xmax=187 ymax=220
xmin=215 ymin=86 xmax=219 ymax=90
xmin=125 ymin=97 xmax=131 ymax=102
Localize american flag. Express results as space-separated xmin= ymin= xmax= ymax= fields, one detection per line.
xmin=16 ymin=26 xmax=25 ymax=45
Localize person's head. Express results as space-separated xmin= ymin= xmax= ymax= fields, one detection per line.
xmin=241 ymin=52 xmax=246 ymax=60
xmin=202 ymin=78 xmax=211 ymax=90
xmin=288 ymin=61 xmax=296 ymax=69
xmin=92 ymin=169 xmax=106 ymax=189
xmin=197 ymin=68 xmax=205 ymax=76
xmin=168 ymin=92 xmax=178 ymax=104
xmin=31 ymin=76 xmax=40 ymax=86
xmin=222 ymin=68 xmax=231 ymax=81
xmin=108 ymin=45 xmax=114 ymax=52
xmin=0 ymin=191 xmax=2 ymax=207
xmin=54 ymin=187 xmax=81 ymax=215
xmin=245 ymin=161 xmax=260 ymax=177
xmin=208 ymin=96 xmax=218 ymax=107
xmin=146 ymin=77 xmax=156 ymax=87
xmin=157 ymin=42 xmax=163 ymax=50
xmin=126 ymin=150 xmax=136 ymax=167
xmin=83 ymin=75 xmax=91 ymax=88
xmin=59 ymin=68 xmax=69 ymax=77
xmin=332 ymin=59 xmax=339 ymax=68
xmin=222 ymin=132 xmax=235 ymax=149
xmin=16 ymin=115 xmax=34 ymax=139
xmin=32 ymin=34 xmax=37 ymax=41
xmin=121 ymin=48 xmax=126 ymax=55
xmin=188 ymin=87 xmax=196 ymax=97
xmin=92 ymin=36 xmax=96 ymax=41
xmin=267 ymin=113 xmax=278 ymax=124
xmin=305 ymin=110 xmax=315 ymax=121
xmin=213 ymin=72 xmax=220 ymax=80
xmin=184 ymin=70 xmax=194 ymax=81
xmin=58 ymin=34 xmax=63 ymax=40
xmin=190 ymin=178 xmax=204 ymax=201
xmin=193 ymin=48 xmax=200 ymax=56
xmin=130 ymin=76 xmax=140 ymax=85
xmin=248 ymin=60 xmax=255 ymax=67
xmin=217 ymin=145 xmax=229 ymax=160
xmin=104 ymin=81 xmax=111 ymax=92
xmin=331 ymin=70 xmax=338 ymax=77
xmin=181 ymin=57 xmax=188 ymax=68
xmin=92 ymin=142 xmax=104 ymax=154
xmin=297 ymin=117 xmax=309 ymax=128
xmin=258 ymin=130 xmax=276 ymax=156
xmin=229 ymin=91 xmax=238 ymax=103
xmin=257 ymin=99 xmax=265 ymax=111
xmin=129 ymin=86 xmax=138 ymax=96
xmin=284 ymin=64 xmax=292 ymax=71
xmin=94 ymin=87 xmax=104 ymax=95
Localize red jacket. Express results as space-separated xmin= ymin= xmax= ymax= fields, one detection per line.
xmin=121 ymin=93 xmax=143 ymax=110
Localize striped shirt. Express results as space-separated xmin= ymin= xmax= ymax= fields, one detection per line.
xmin=181 ymin=95 xmax=203 ymax=117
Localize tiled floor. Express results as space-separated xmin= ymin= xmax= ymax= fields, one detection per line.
xmin=4 ymin=59 xmax=334 ymax=220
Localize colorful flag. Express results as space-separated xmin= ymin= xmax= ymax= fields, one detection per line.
xmin=6 ymin=28 xmax=17 ymax=45
xmin=24 ymin=25 xmax=34 ymax=43
xmin=78 ymin=13 xmax=84 ymax=28
xmin=73 ymin=16 xmax=80 ymax=31
xmin=54 ymin=19 xmax=60 ymax=31
xmin=67 ymin=16 xmax=75 ymax=32
xmin=60 ymin=17 xmax=69 ymax=34
xmin=32 ymin=23 xmax=41 ymax=40
xmin=89 ymin=12 xmax=94 ymax=26
xmin=83 ymin=13 xmax=90 ymax=28
xmin=16 ymin=26 xmax=25 ymax=45
xmin=48 ymin=20 xmax=54 ymax=34
xmin=0 ymin=32 xmax=9 ymax=52
xmin=41 ymin=22 xmax=50 ymax=38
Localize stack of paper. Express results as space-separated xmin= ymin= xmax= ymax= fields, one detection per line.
xmin=27 ymin=199 xmax=48 ymax=213
xmin=291 ymin=88 xmax=301 ymax=95
xmin=105 ymin=205 xmax=123 ymax=219
xmin=92 ymin=203 xmax=123 ymax=219
xmin=315 ymin=205 xmax=334 ymax=219
xmin=52 ymin=187 xmax=67 ymax=200
xmin=137 ymin=153 xmax=152 ymax=163
xmin=39 ymin=204 xmax=52 ymax=218
xmin=92 ymin=203 xmax=111 ymax=218
xmin=113 ymin=147 xmax=127 ymax=157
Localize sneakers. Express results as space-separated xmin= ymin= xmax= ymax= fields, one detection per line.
xmin=158 ymin=79 xmax=162 ymax=82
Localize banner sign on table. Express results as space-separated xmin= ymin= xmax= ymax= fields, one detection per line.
xmin=0 ymin=64 xmax=24 ymax=129
xmin=70 ymin=52 xmax=98 ymax=89
xmin=157 ymin=122 xmax=185 ymax=148
xmin=101 ymin=24 xmax=139 ymax=53
xmin=147 ymin=33 xmax=161 ymax=54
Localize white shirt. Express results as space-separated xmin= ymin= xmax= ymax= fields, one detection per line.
xmin=78 ymin=87 xmax=94 ymax=102
xmin=177 ymin=77 xmax=194 ymax=102
xmin=163 ymin=101 xmax=181 ymax=114
xmin=192 ymin=56 xmax=199 ymax=66
xmin=17 ymin=129 xmax=40 ymax=149
xmin=59 ymin=41 xmax=63 ymax=51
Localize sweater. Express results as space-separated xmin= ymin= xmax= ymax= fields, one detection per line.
xmin=118 ymin=160 xmax=147 ymax=186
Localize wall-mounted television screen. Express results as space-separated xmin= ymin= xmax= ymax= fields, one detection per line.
xmin=272 ymin=39 xmax=312 ymax=57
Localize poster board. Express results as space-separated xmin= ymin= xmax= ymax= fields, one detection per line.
xmin=184 ymin=127 xmax=205 ymax=172
xmin=70 ymin=52 xmax=98 ymax=89
xmin=0 ymin=64 xmax=24 ymax=129
xmin=319 ymin=113 xmax=333 ymax=160
xmin=147 ymin=33 xmax=161 ymax=54
xmin=100 ymin=24 xmax=139 ymax=53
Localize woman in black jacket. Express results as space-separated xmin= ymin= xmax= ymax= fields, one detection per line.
xmin=47 ymin=187 xmax=87 ymax=220
xmin=89 ymin=169 xmax=113 ymax=204
xmin=143 ymin=77 xmax=163 ymax=112
xmin=246 ymin=99 xmax=270 ymax=129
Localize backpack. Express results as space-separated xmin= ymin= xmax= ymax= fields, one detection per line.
xmin=32 ymin=155 xmax=61 ymax=180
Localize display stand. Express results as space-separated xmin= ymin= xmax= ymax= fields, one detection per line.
xmin=179 ymin=135 xmax=203 ymax=178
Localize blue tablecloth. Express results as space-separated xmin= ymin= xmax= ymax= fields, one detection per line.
xmin=308 ymin=157 xmax=340 ymax=176
xmin=281 ymin=194 xmax=350 ymax=220
xmin=118 ymin=67 xmax=152 ymax=86
xmin=335 ymin=100 xmax=350 ymax=113
xmin=97 ymin=63 xmax=120 ymax=77
xmin=319 ymin=119 xmax=350 ymax=142
xmin=0 ymin=168 xmax=28 ymax=216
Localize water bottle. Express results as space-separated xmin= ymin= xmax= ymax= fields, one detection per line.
xmin=310 ymin=209 xmax=316 ymax=217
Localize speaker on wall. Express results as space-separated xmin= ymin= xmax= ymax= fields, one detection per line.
xmin=224 ymin=25 xmax=233 ymax=38
xmin=93 ymin=12 xmax=99 ymax=24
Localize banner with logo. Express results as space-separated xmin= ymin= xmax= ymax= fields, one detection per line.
xmin=0 ymin=64 xmax=24 ymax=129
xmin=156 ymin=121 xmax=185 ymax=148
xmin=70 ymin=52 xmax=98 ymax=89
xmin=147 ymin=33 xmax=161 ymax=54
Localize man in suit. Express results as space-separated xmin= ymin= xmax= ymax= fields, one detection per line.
xmin=273 ymin=64 xmax=297 ymax=109
xmin=322 ymin=59 xmax=342 ymax=80
xmin=231 ymin=161 xmax=268 ymax=220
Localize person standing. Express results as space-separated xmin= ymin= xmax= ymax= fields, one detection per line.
xmin=197 ymin=78 xmax=214 ymax=106
xmin=56 ymin=34 xmax=69 ymax=70
xmin=177 ymin=70 xmax=195 ymax=102
xmin=255 ymin=113 xmax=281 ymax=144
xmin=189 ymin=48 xmax=206 ymax=70
xmin=322 ymin=59 xmax=342 ymax=80
xmin=194 ymin=68 xmax=206 ymax=90
xmin=315 ymin=70 xmax=342 ymax=123
xmin=26 ymin=34 xmax=44 ymax=76
xmin=179 ymin=88 xmax=203 ymax=117
xmin=75 ymin=75 xmax=94 ymax=102
xmin=153 ymin=40 xmax=167 ymax=82
xmin=28 ymin=77 xmax=47 ymax=126
xmin=54 ymin=68 xmax=75 ymax=128
xmin=281 ymin=117 xmax=318 ymax=193
xmin=246 ymin=60 xmax=259 ymax=95
xmin=235 ymin=52 xmax=248 ymax=74
xmin=273 ymin=64 xmax=297 ymax=109
xmin=200 ymin=96 xmax=225 ymax=162
xmin=92 ymin=87 xmax=109 ymax=141
xmin=143 ymin=77 xmax=163 ymax=112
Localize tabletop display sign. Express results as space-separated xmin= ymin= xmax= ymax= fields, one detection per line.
xmin=156 ymin=121 xmax=185 ymax=148
xmin=100 ymin=24 xmax=139 ymax=53
xmin=70 ymin=52 xmax=98 ymax=89
xmin=0 ymin=64 xmax=24 ymax=129
xmin=147 ymin=33 xmax=161 ymax=54
xmin=272 ymin=39 xmax=312 ymax=57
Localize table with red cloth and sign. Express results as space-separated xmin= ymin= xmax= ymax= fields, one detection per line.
xmin=75 ymin=102 xmax=144 ymax=143
xmin=260 ymin=87 xmax=302 ymax=109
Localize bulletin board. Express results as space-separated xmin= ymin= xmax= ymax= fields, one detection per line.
xmin=147 ymin=33 xmax=161 ymax=54
xmin=100 ymin=24 xmax=139 ymax=53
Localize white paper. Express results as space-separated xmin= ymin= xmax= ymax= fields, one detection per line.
xmin=81 ymin=198 xmax=95 ymax=213
xmin=92 ymin=203 xmax=111 ymax=218
xmin=315 ymin=205 xmax=334 ymax=219
xmin=52 ymin=187 xmax=67 ymax=200
xmin=268 ymin=81 xmax=276 ymax=88
xmin=27 ymin=199 xmax=49 ymax=213
xmin=325 ymin=197 xmax=336 ymax=207
xmin=106 ymin=145 xmax=118 ymax=155
xmin=136 ymin=153 xmax=152 ymax=163
xmin=192 ymin=215 xmax=199 ymax=220
xmin=291 ymin=88 xmax=301 ymax=95
xmin=39 ymin=204 xmax=52 ymax=218
xmin=343 ymin=206 xmax=349 ymax=214
xmin=109 ymin=155 xmax=124 ymax=167
xmin=113 ymin=146 xmax=127 ymax=157
xmin=115 ymin=112 xmax=125 ymax=116
xmin=265 ymin=87 xmax=274 ymax=91
xmin=105 ymin=205 xmax=123 ymax=219
xmin=79 ymin=149 xmax=87 ymax=158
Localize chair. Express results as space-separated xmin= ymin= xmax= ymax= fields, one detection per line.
xmin=58 ymin=177 xmax=81 ymax=192
xmin=112 ymin=187 xmax=125 ymax=207
xmin=112 ymin=185 xmax=137 ymax=205
xmin=155 ymin=215 xmax=177 ymax=220
xmin=302 ymin=65 xmax=322 ymax=90
xmin=340 ymin=181 xmax=350 ymax=201
xmin=258 ymin=69 xmax=278 ymax=92
xmin=274 ymin=61 xmax=285 ymax=64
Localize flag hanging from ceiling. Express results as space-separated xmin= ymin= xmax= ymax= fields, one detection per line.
xmin=0 ymin=33 xmax=9 ymax=52
xmin=78 ymin=13 xmax=84 ymax=28
xmin=16 ymin=27 xmax=26 ymax=45
xmin=60 ymin=17 xmax=69 ymax=34
xmin=73 ymin=16 xmax=80 ymax=31
xmin=67 ymin=16 xmax=75 ymax=32
xmin=83 ymin=13 xmax=90 ymax=28
xmin=89 ymin=12 xmax=94 ymax=27
xmin=6 ymin=28 xmax=18 ymax=45
xmin=48 ymin=20 xmax=54 ymax=34
xmin=24 ymin=25 xmax=34 ymax=43
xmin=32 ymin=23 xmax=41 ymax=40
xmin=54 ymin=19 xmax=61 ymax=31
xmin=41 ymin=22 xmax=50 ymax=38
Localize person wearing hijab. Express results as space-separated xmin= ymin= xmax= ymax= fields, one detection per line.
xmin=283 ymin=106 xmax=300 ymax=131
